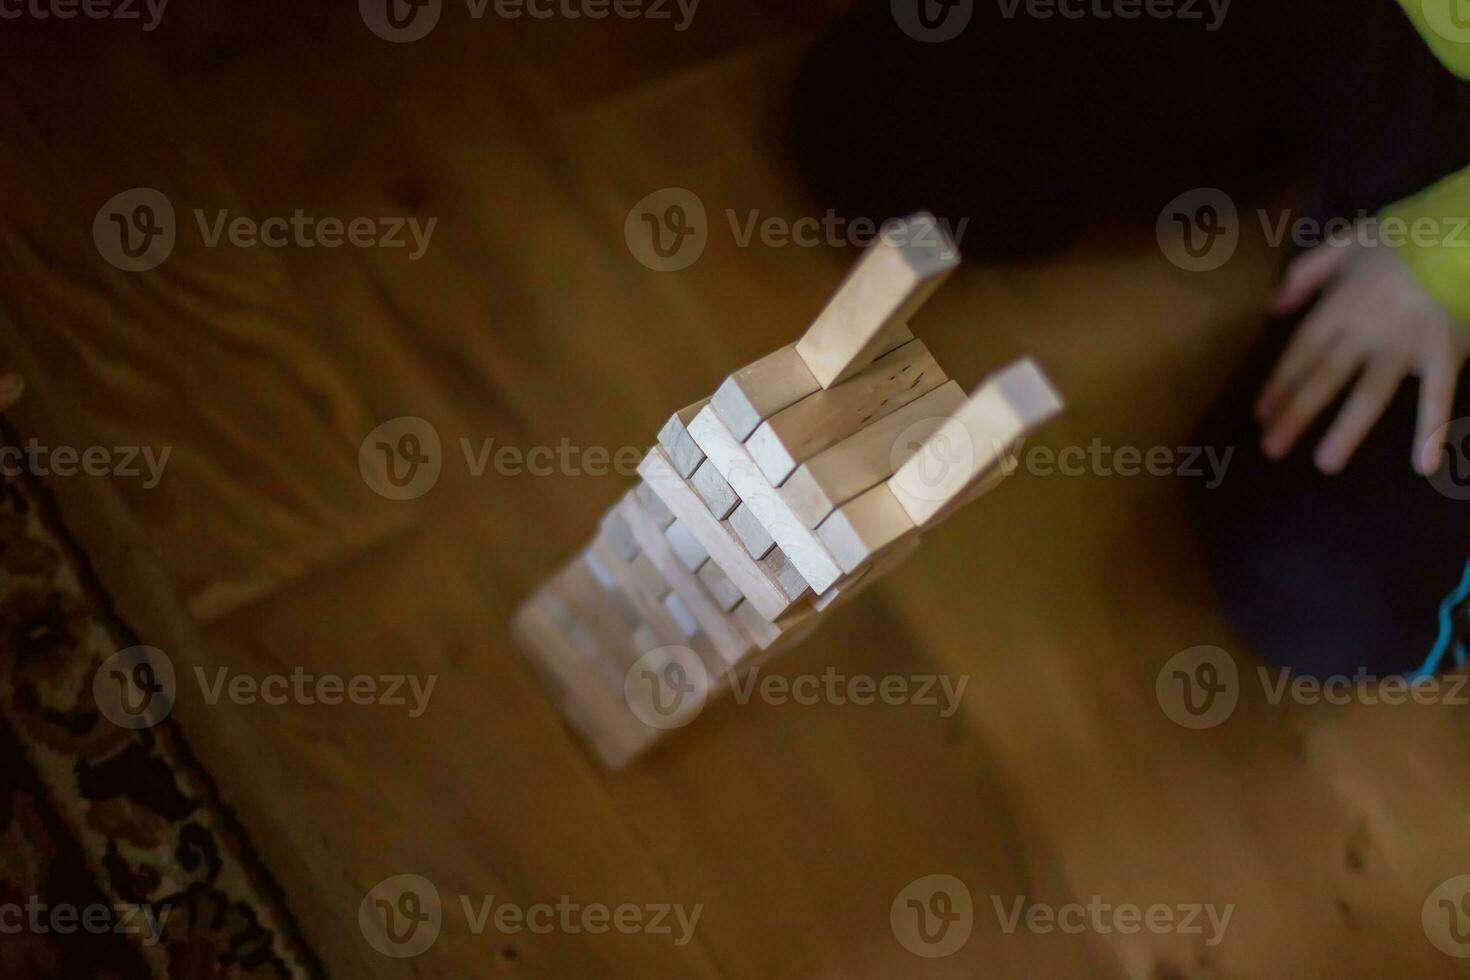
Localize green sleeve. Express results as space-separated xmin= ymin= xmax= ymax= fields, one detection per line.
xmin=1377 ymin=3 xmax=1470 ymax=328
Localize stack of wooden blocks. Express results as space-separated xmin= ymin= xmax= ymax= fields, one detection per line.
xmin=512 ymin=213 xmax=1063 ymax=768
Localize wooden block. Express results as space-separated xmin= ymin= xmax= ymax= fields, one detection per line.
xmin=664 ymin=518 xmax=709 ymax=573
xmin=710 ymin=344 xmax=819 ymax=441
xmin=731 ymin=597 xmax=817 ymax=651
xmin=553 ymin=559 xmax=638 ymax=688
xmin=811 ymin=535 xmax=920 ymax=612
xmin=815 ymin=483 xmax=916 ymax=574
xmin=627 ymin=551 xmax=671 ymax=601
xmin=634 ymin=480 xmax=675 ymax=529
xmin=637 ymin=446 xmax=798 ymax=621
xmin=888 ymin=358 xmax=1063 ymax=527
xmin=657 ymin=399 xmax=710 ymax=479
xmin=511 ymin=595 xmax=660 ymax=770
xmin=697 ymin=560 xmax=744 ymax=612
xmin=663 ymin=592 xmax=700 ymax=638
xmin=795 ymin=212 xmax=959 ymax=388
xmin=590 ymin=534 xmax=689 ymax=648
xmin=687 ymin=406 xmax=843 ymax=594
xmin=616 ymin=491 xmax=755 ymax=667
xmin=779 ymin=380 xmax=967 ymax=528
xmin=744 ymin=339 xmax=946 ymax=487
xmin=728 ymin=501 xmax=775 ymax=559
xmin=760 ymin=547 xmax=811 ymax=602
xmin=599 ymin=510 xmax=640 ymax=563
xmin=690 ymin=460 xmax=740 ymax=519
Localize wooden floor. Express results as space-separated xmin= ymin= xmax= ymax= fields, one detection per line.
xmin=3 ymin=4 xmax=1469 ymax=977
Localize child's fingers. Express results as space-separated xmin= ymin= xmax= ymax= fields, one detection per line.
xmin=1313 ymin=356 xmax=1407 ymax=474
xmin=1261 ymin=344 xmax=1362 ymax=461
xmin=1267 ymin=241 xmax=1354 ymax=315
xmin=1414 ymin=354 xmax=1457 ymax=476
xmin=1254 ymin=309 xmax=1340 ymax=423
xmin=0 ymin=372 xmax=23 ymax=412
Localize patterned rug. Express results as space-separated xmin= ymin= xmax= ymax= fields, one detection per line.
xmin=0 ymin=454 xmax=321 ymax=977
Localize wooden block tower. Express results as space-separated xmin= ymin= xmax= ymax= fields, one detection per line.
xmin=511 ymin=213 xmax=1063 ymax=768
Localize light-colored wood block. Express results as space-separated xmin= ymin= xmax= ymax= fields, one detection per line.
xmin=744 ymin=339 xmax=947 ymax=486
xmin=634 ymin=480 xmax=675 ymax=529
xmin=663 ymin=592 xmax=700 ymax=638
xmin=710 ymin=344 xmax=819 ymax=441
xmin=760 ymin=547 xmax=811 ymax=602
xmin=511 ymin=594 xmax=660 ymax=770
xmin=687 ymin=406 xmax=843 ymax=594
xmin=815 ymin=482 xmax=916 ymax=574
xmin=690 ymin=459 xmax=740 ymax=519
xmin=599 ymin=509 xmax=640 ymax=562
xmin=590 ymin=534 xmax=689 ymax=648
xmin=778 ymin=380 xmax=968 ymax=528
xmin=697 ymin=560 xmax=743 ymax=612
xmin=553 ymin=559 xmax=637 ymax=687
xmin=811 ymin=535 xmax=921 ymax=612
xmin=795 ymin=211 xmax=959 ymax=388
xmin=657 ymin=398 xmax=710 ymax=479
xmin=627 ymin=550 xmax=671 ymax=601
xmin=727 ymin=501 xmax=775 ymax=559
xmin=664 ymin=518 xmax=709 ymax=573
xmin=616 ymin=491 xmax=755 ymax=666
xmin=888 ymin=357 xmax=1063 ymax=527
xmin=637 ymin=446 xmax=798 ymax=621
xmin=730 ymin=596 xmax=817 ymax=652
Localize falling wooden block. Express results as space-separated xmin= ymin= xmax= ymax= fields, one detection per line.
xmin=658 ymin=399 xmax=710 ymax=479
xmin=687 ymin=405 xmax=843 ymax=594
xmin=638 ymin=446 xmax=800 ymax=621
xmin=744 ymin=339 xmax=947 ymax=486
xmin=888 ymin=358 xmax=1062 ymax=527
xmin=664 ymin=518 xmax=709 ymax=573
xmin=697 ymin=560 xmax=744 ymax=612
xmin=778 ymin=380 xmax=967 ymax=528
xmin=690 ymin=459 xmax=740 ymax=519
xmin=710 ymin=344 xmax=819 ymax=441
xmin=795 ymin=212 xmax=958 ymax=388
xmin=728 ymin=501 xmax=775 ymax=559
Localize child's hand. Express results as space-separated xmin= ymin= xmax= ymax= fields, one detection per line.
xmin=1254 ymin=225 xmax=1469 ymax=476
xmin=0 ymin=372 xmax=21 ymax=412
